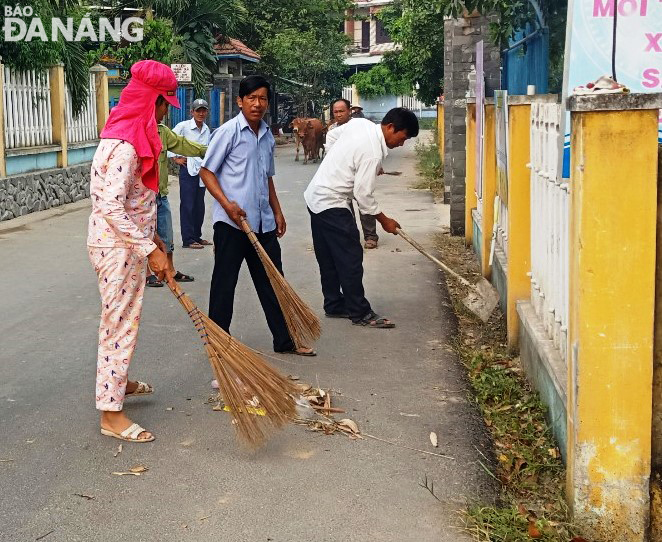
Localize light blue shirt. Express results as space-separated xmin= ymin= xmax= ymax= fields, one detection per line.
xmin=201 ymin=112 xmax=276 ymax=232
xmin=168 ymin=118 xmax=211 ymax=178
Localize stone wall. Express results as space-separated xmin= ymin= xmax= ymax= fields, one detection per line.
xmin=443 ymin=13 xmax=501 ymax=235
xmin=0 ymin=163 xmax=91 ymax=221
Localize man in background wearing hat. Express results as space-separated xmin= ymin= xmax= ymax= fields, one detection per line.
xmin=170 ymin=99 xmax=212 ymax=249
xmin=350 ymin=105 xmax=365 ymax=119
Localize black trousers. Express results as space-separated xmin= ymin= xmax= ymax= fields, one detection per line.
xmin=309 ymin=207 xmax=372 ymax=321
xmin=179 ymin=167 xmax=206 ymax=246
xmin=209 ymin=221 xmax=295 ymax=352
xmin=350 ymin=202 xmax=379 ymax=242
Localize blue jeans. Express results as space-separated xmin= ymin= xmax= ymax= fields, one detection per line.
xmin=156 ymin=195 xmax=174 ymax=253
xmin=179 ymin=167 xmax=206 ymax=246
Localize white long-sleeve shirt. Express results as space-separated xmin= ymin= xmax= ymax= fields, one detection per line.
xmin=304 ymin=118 xmax=387 ymax=216
xmin=167 ymin=118 xmax=211 ymax=178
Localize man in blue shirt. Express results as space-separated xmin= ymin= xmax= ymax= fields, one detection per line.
xmin=171 ymin=98 xmax=212 ymax=249
xmin=199 ymin=75 xmax=315 ymax=356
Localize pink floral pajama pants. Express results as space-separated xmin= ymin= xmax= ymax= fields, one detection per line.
xmin=88 ymin=247 xmax=147 ymax=411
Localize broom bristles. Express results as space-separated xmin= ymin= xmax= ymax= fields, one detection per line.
xmin=240 ymin=219 xmax=321 ymax=347
xmin=167 ymin=280 xmax=298 ymax=447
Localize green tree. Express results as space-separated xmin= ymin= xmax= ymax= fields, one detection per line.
xmin=112 ymin=0 xmax=246 ymax=96
xmin=238 ymin=0 xmax=351 ymax=112
xmin=89 ymin=19 xmax=177 ymax=75
xmin=377 ymin=1 xmax=446 ymax=106
xmin=258 ymin=28 xmax=347 ymax=114
xmin=238 ymin=0 xmax=350 ymax=53
xmin=0 ymin=0 xmax=94 ymax=115
xmin=349 ymin=63 xmax=410 ymax=99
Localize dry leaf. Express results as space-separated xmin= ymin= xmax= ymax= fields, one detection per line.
xmin=430 ymin=432 xmax=438 ymax=447
xmin=73 ymin=493 xmax=95 ymax=500
xmin=548 ymin=447 xmax=560 ymax=459
xmin=113 ymin=444 xmax=123 ymax=458
xmin=337 ymin=418 xmax=360 ymax=434
xmin=129 ymin=465 xmax=148 ymax=473
xmin=527 ymin=520 xmax=542 ymax=538
xmin=112 ymin=471 xmax=141 ymax=476
xmin=517 ymin=503 xmax=528 ymax=518
xmin=288 ymin=375 xmax=300 ymax=381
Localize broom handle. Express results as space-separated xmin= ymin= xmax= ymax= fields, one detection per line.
xmin=240 ymin=217 xmax=258 ymax=242
xmin=396 ymin=228 xmax=475 ymax=290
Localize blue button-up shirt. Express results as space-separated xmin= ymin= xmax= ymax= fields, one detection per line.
xmin=201 ymin=112 xmax=276 ymax=232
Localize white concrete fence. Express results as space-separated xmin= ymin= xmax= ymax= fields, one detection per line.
xmin=528 ymin=101 xmax=569 ymax=361
xmin=65 ymin=72 xmax=98 ymax=144
xmin=3 ymin=68 xmax=53 ymax=149
xmin=3 ymin=67 xmax=101 ymax=151
xmin=495 ymin=197 xmax=509 ymax=260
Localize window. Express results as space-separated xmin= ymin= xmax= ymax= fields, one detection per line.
xmin=375 ymin=19 xmax=391 ymax=45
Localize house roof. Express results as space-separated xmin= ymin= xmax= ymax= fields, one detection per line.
xmin=213 ymin=38 xmax=260 ymax=63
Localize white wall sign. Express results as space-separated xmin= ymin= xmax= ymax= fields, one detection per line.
xmin=171 ymin=64 xmax=192 ymax=82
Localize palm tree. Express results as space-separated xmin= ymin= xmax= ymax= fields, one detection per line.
xmin=114 ymin=0 xmax=246 ymax=95
xmin=0 ymin=0 xmax=91 ymax=116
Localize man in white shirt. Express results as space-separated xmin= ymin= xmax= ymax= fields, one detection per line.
xmin=304 ymin=107 xmax=419 ymax=328
xmin=170 ymin=99 xmax=212 ymax=249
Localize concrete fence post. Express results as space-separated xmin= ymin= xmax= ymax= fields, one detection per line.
xmin=504 ymin=97 xmax=533 ymax=350
xmin=480 ymin=100 xmax=496 ymax=278
xmin=90 ymin=64 xmax=108 ymax=137
xmin=464 ymin=100 xmax=477 ymax=247
xmin=49 ymin=63 xmax=67 ymax=168
xmin=566 ymin=93 xmax=662 ymax=541
xmin=0 ymin=63 xmax=5 ymax=178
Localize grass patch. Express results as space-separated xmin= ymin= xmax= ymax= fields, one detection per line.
xmin=417 ymin=117 xmax=437 ymax=130
xmin=433 ymin=232 xmax=581 ymax=542
xmin=414 ymin=135 xmax=444 ymax=200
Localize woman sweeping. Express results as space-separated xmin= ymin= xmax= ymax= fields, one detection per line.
xmin=87 ymin=60 xmax=180 ymax=443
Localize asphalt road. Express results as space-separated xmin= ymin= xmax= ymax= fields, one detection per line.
xmin=0 ymin=133 xmax=494 ymax=542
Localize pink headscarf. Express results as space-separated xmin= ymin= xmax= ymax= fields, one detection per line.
xmin=100 ymin=60 xmax=180 ymax=192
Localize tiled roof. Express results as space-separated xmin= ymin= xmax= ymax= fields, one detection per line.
xmin=213 ymin=38 xmax=260 ymax=61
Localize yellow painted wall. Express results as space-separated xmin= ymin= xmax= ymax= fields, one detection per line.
xmin=505 ymin=104 xmax=532 ymax=350
xmin=567 ymin=108 xmax=658 ymax=539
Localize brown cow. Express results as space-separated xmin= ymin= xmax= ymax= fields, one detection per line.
xmin=298 ymin=118 xmax=324 ymax=164
xmin=290 ymin=117 xmax=310 ymax=162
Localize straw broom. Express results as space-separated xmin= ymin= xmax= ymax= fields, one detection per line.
xmin=240 ymin=217 xmax=321 ymax=347
xmin=165 ymin=277 xmax=298 ymax=447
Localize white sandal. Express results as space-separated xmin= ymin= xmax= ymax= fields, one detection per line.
xmin=125 ymin=381 xmax=153 ymax=397
xmin=101 ymin=422 xmax=155 ymax=443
